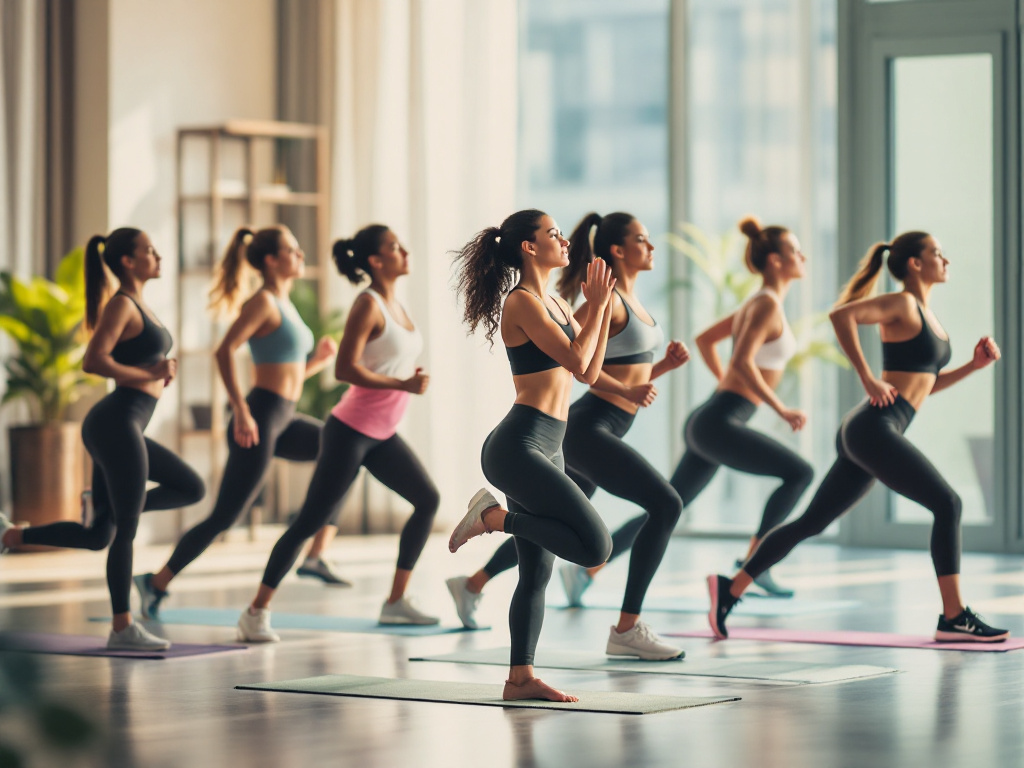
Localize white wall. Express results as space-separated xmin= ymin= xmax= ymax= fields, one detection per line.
xmin=84 ymin=0 xmax=278 ymax=543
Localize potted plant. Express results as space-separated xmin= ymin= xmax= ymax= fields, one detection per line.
xmin=290 ymin=280 xmax=347 ymax=419
xmin=0 ymin=248 xmax=94 ymax=528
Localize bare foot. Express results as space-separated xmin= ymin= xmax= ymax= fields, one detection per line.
xmin=503 ymin=677 xmax=578 ymax=703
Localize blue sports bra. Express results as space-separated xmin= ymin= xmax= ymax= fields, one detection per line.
xmin=248 ymin=291 xmax=315 ymax=365
xmin=604 ymin=290 xmax=664 ymax=365
xmin=882 ymin=301 xmax=951 ymax=376
xmin=111 ymin=292 xmax=172 ymax=368
xmin=506 ymin=287 xmax=576 ymax=375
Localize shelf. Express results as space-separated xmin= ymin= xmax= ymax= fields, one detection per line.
xmin=179 ymin=120 xmax=325 ymax=140
xmin=180 ymin=191 xmax=324 ymax=207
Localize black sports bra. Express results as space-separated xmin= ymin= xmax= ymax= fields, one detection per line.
xmin=881 ymin=302 xmax=951 ymax=376
xmin=111 ymin=292 xmax=173 ymax=368
xmin=506 ymin=287 xmax=576 ymax=375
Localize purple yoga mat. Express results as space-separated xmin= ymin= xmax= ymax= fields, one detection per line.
xmin=1 ymin=631 xmax=248 ymax=659
xmin=666 ymin=627 xmax=1024 ymax=652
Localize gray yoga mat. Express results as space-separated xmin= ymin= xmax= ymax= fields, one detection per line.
xmin=553 ymin=594 xmax=859 ymax=617
xmin=91 ymin=607 xmax=476 ymax=636
xmin=410 ymin=647 xmax=897 ymax=685
xmin=236 ymin=673 xmax=740 ymax=714
xmin=1 ymin=631 xmax=247 ymax=660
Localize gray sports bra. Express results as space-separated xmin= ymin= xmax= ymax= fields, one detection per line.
xmin=605 ymin=290 xmax=664 ymax=365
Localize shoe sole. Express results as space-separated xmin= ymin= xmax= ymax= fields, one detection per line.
xmin=445 ymin=578 xmax=479 ymax=630
xmin=379 ymin=618 xmax=441 ymax=626
xmin=236 ymin=630 xmax=280 ymax=643
xmin=606 ymin=646 xmax=685 ymax=661
xmin=934 ymin=630 xmax=1009 ymax=643
xmin=449 ymin=489 xmax=498 ymax=553
xmin=707 ymin=574 xmax=728 ymax=640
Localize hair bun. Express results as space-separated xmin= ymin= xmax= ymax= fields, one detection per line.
xmin=738 ymin=216 xmax=762 ymax=239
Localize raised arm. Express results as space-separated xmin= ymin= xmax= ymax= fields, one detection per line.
xmin=694 ymin=313 xmax=735 ymax=381
xmin=83 ymin=296 xmax=175 ymax=387
xmin=335 ymin=293 xmax=427 ymax=393
xmin=829 ymin=291 xmax=909 ymax=406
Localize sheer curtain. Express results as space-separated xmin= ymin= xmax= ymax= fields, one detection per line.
xmin=330 ymin=0 xmax=519 ymax=522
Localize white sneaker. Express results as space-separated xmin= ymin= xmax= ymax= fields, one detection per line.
xmin=237 ymin=607 xmax=280 ymax=643
xmin=606 ymin=620 xmax=684 ymax=660
xmin=107 ymin=622 xmax=171 ymax=651
xmin=379 ymin=596 xmax=440 ymax=625
xmin=449 ymin=488 xmax=500 ymax=553
xmin=0 ymin=511 xmax=13 ymax=554
xmin=559 ymin=563 xmax=593 ymax=607
xmin=446 ymin=576 xmax=483 ymax=629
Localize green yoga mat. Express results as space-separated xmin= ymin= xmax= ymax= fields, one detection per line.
xmin=411 ymin=648 xmax=898 ymax=685
xmin=236 ymin=673 xmax=740 ymax=714
xmin=91 ymin=607 xmax=475 ymax=636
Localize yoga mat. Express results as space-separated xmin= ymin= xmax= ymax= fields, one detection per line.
xmin=553 ymin=595 xmax=858 ymax=617
xmin=410 ymin=647 xmax=896 ymax=684
xmin=1 ymin=631 xmax=247 ymax=660
xmin=237 ymin=673 xmax=739 ymax=714
xmin=91 ymin=607 xmax=475 ymax=636
xmin=665 ymin=627 xmax=1024 ymax=653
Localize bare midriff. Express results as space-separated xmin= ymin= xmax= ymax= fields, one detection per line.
xmin=123 ymin=378 xmax=166 ymax=399
xmin=588 ymin=361 xmax=655 ymax=415
xmin=512 ymin=367 xmax=576 ymax=421
xmin=253 ymin=361 xmax=307 ymax=403
xmin=880 ymin=371 xmax=934 ymax=411
xmin=717 ymin=367 xmax=784 ymax=407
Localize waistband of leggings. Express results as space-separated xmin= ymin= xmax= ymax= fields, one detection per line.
xmin=705 ymin=388 xmax=758 ymax=418
xmin=247 ymin=386 xmax=298 ymax=409
xmin=570 ymin=392 xmax=636 ymax=433
xmin=861 ymin=393 xmax=916 ymax=428
xmin=500 ymin=403 xmax=567 ymax=445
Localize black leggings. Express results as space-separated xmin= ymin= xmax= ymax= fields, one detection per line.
xmin=668 ymin=390 xmax=813 ymax=538
xmin=482 ymin=404 xmax=612 ymax=667
xmin=482 ymin=393 xmax=681 ymax=614
xmin=21 ymin=388 xmax=205 ymax=614
xmin=166 ymin=388 xmax=322 ymax=575
xmin=746 ymin=396 xmax=961 ymax=578
xmin=261 ymin=416 xmax=439 ymax=589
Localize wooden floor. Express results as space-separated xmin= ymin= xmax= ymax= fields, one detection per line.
xmin=1 ymin=531 xmax=1022 ymax=768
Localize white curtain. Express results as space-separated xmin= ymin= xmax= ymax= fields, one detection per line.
xmin=331 ymin=0 xmax=519 ymax=522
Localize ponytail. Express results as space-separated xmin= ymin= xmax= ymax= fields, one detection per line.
xmin=209 ymin=226 xmax=287 ymax=314
xmin=739 ymin=215 xmax=790 ymax=274
xmin=84 ymin=227 xmax=142 ymax=331
xmin=835 ymin=231 xmax=931 ymax=307
xmin=558 ymin=213 xmax=602 ymax=303
xmin=453 ymin=209 xmax=544 ymax=346
xmin=331 ymin=224 xmax=389 ymax=285
xmin=558 ymin=211 xmax=638 ymax=303
xmin=836 ymin=243 xmax=888 ymax=307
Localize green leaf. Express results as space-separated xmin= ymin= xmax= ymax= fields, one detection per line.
xmin=55 ymin=247 xmax=85 ymax=295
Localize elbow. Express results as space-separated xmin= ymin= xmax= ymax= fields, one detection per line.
xmin=335 ymin=362 xmax=354 ymax=383
xmin=579 ymin=369 xmax=600 ymax=386
xmin=82 ymin=356 xmax=97 ymax=375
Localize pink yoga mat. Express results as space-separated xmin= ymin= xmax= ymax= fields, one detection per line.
xmin=666 ymin=627 xmax=1024 ymax=652
xmin=1 ymin=631 xmax=248 ymax=659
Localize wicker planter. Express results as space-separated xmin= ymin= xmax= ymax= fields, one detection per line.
xmin=9 ymin=423 xmax=85 ymax=535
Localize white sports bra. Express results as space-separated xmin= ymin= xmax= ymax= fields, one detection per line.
xmin=358 ymin=289 xmax=422 ymax=378
xmin=744 ymin=288 xmax=797 ymax=372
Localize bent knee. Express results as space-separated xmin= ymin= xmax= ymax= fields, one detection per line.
xmin=935 ymin=489 xmax=962 ymax=525
xmin=183 ymin=474 xmax=206 ymax=505
xmin=416 ymin=484 xmax=441 ymax=518
xmin=787 ymin=460 xmax=815 ymax=489
xmin=581 ymin=527 xmax=613 ymax=569
xmin=86 ymin=523 xmax=116 ymax=551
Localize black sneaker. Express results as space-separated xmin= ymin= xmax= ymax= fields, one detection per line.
xmin=133 ymin=573 xmax=169 ymax=620
xmin=707 ymin=574 xmax=740 ymax=639
xmin=934 ymin=607 xmax=1009 ymax=643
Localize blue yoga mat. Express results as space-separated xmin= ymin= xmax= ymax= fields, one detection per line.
xmin=552 ymin=595 xmax=859 ymax=617
xmin=91 ymin=608 xmax=479 ymax=636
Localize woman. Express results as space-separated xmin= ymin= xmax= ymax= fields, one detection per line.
xmin=446 ymin=211 xmax=690 ymax=661
xmin=449 ymin=209 xmax=616 ymax=703
xmin=661 ymin=216 xmax=814 ymax=600
xmin=133 ymin=225 xmax=341 ymax=619
xmin=0 ymin=229 xmax=205 ymax=649
xmin=708 ymin=231 xmax=1009 ymax=642
xmin=236 ymin=224 xmax=440 ymax=642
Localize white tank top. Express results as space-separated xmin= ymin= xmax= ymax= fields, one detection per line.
xmin=747 ymin=288 xmax=797 ymax=372
xmin=357 ymin=288 xmax=422 ymax=378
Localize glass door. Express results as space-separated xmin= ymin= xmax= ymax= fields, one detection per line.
xmin=839 ymin=0 xmax=1020 ymax=553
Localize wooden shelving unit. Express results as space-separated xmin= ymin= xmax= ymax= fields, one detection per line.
xmin=174 ymin=120 xmax=329 ymax=537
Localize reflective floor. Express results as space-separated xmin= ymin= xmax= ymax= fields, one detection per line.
xmin=1 ymin=532 xmax=1022 ymax=768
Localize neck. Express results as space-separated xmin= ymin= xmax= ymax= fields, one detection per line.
xmin=119 ymin=277 xmax=146 ymax=298
xmin=263 ymin=276 xmax=293 ymax=298
xmin=760 ymin=275 xmax=790 ymax=301
xmin=613 ymin=267 xmax=639 ymax=296
xmin=369 ymin=276 xmax=397 ymax=301
xmin=517 ymin=262 xmax=552 ymax=298
xmin=904 ymin=281 xmax=932 ymax=305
